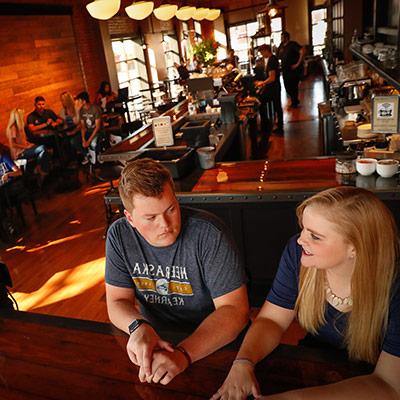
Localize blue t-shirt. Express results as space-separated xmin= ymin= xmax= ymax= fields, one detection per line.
xmin=267 ymin=235 xmax=400 ymax=358
xmin=0 ymin=154 xmax=14 ymax=182
xmin=106 ymin=207 xmax=247 ymax=332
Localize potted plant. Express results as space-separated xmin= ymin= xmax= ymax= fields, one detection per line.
xmin=192 ymin=39 xmax=219 ymax=68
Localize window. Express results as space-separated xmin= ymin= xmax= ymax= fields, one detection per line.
xmin=271 ymin=17 xmax=283 ymax=48
xmin=311 ymin=8 xmax=328 ymax=55
xmin=162 ymin=34 xmax=181 ymax=100
xmin=111 ymin=38 xmax=150 ymax=120
xmin=229 ymin=21 xmax=258 ymax=71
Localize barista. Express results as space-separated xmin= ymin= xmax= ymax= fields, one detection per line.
xmin=255 ymin=44 xmax=283 ymax=135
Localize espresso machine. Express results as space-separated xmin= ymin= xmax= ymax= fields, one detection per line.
xmin=338 ymin=78 xmax=372 ymax=105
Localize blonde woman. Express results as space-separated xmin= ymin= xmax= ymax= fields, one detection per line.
xmin=6 ymin=108 xmax=50 ymax=175
xmin=59 ymin=91 xmax=82 ymax=156
xmin=212 ymin=186 xmax=400 ymax=400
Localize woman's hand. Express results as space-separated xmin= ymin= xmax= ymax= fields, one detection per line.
xmin=210 ymin=361 xmax=261 ymax=400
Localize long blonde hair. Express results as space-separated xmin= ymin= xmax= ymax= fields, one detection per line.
xmin=60 ymin=91 xmax=78 ymax=119
xmin=295 ymin=186 xmax=399 ymax=364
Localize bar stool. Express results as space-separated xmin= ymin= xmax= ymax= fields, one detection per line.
xmin=96 ymin=163 xmax=124 ymax=238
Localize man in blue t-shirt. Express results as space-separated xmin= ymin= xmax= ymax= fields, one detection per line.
xmin=105 ymin=158 xmax=249 ymax=386
xmin=0 ymin=152 xmax=20 ymax=185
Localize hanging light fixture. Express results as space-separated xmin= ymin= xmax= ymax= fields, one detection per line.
xmin=205 ymin=9 xmax=220 ymax=21
xmin=153 ymin=4 xmax=178 ymax=20
xmin=125 ymin=1 xmax=154 ymax=20
xmin=176 ymin=5 xmax=196 ymax=21
xmin=192 ymin=7 xmax=209 ymax=21
xmin=86 ymin=0 xmax=120 ymax=20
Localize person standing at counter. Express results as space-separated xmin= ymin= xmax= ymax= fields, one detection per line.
xmin=278 ymin=31 xmax=305 ymax=108
xmin=76 ymin=91 xmax=103 ymax=165
xmin=256 ymin=44 xmax=284 ymax=135
xmin=105 ymin=159 xmax=249 ymax=386
xmin=212 ymin=186 xmax=400 ymax=399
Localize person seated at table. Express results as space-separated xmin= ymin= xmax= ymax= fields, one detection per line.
xmin=105 ymin=158 xmax=249 ymax=386
xmin=59 ymin=91 xmax=83 ymax=160
xmin=95 ymin=80 xmax=117 ymax=112
xmin=212 ymin=186 xmax=400 ymax=400
xmin=6 ymin=108 xmax=51 ymax=178
xmin=75 ymin=91 xmax=104 ymax=165
xmin=26 ymin=96 xmax=63 ymax=151
xmin=0 ymin=149 xmax=21 ymax=185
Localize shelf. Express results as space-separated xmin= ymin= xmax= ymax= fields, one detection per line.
xmin=349 ymin=45 xmax=400 ymax=90
xmin=377 ymin=27 xmax=398 ymax=36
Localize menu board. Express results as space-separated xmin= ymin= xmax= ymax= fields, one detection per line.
xmin=152 ymin=116 xmax=174 ymax=147
xmin=372 ymin=95 xmax=400 ymax=134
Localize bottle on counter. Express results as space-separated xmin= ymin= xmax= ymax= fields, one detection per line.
xmin=188 ymin=94 xmax=196 ymax=115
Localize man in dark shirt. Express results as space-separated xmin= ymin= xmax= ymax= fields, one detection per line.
xmin=277 ymin=31 xmax=305 ymax=108
xmin=27 ymin=96 xmax=63 ymax=148
xmin=256 ymin=44 xmax=284 ymax=135
xmin=75 ymin=91 xmax=104 ymax=165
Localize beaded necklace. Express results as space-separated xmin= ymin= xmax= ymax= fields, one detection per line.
xmin=325 ymin=284 xmax=353 ymax=307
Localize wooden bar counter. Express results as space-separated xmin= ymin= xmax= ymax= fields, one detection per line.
xmin=0 ymin=311 xmax=372 ymax=399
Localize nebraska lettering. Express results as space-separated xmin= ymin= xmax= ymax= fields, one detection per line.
xmin=144 ymin=294 xmax=185 ymax=306
xmin=132 ymin=262 xmax=188 ymax=280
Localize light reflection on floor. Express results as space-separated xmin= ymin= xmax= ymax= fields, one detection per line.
xmin=13 ymin=257 xmax=105 ymax=311
xmin=21 ymin=227 xmax=103 ymax=253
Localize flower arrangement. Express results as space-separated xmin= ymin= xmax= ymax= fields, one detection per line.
xmin=192 ymin=39 xmax=219 ymax=67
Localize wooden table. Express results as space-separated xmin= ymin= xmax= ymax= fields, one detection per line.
xmin=0 ymin=311 xmax=372 ymax=399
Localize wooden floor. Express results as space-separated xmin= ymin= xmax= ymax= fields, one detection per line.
xmin=1 ymin=75 xmax=325 ymax=341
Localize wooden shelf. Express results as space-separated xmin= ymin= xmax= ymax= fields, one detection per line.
xmin=350 ymin=45 xmax=400 ymax=90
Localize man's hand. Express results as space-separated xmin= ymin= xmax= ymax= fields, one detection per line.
xmin=291 ymin=64 xmax=298 ymax=70
xmin=210 ymin=362 xmax=261 ymax=400
xmin=1 ymin=173 xmax=9 ymax=184
xmin=143 ymin=348 xmax=190 ymax=385
xmin=127 ymin=324 xmax=174 ymax=381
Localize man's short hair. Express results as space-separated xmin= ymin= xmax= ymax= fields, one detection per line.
xmin=258 ymin=44 xmax=271 ymax=53
xmin=282 ymin=31 xmax=290 ymax=40
xmin=75 ymin=91 xmax=90 ymax=103
xmin=34 ymin=96 xmax=45 ymax=103
xmin=119 ymin=158 xmax=174 ymax=211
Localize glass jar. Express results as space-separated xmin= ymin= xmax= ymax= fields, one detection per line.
xmin=336 ymin=151 xmax=357 ymax=174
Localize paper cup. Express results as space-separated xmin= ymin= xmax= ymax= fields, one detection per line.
xmin=197 ymin=146 xmax=215 ymax=169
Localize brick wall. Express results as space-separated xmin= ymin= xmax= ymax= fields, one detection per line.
xmin=0 ymin=0 xmax=108 ymax=146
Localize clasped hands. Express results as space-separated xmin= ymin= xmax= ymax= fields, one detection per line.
xmin=127 ymin=324 xmax=190 ymax=385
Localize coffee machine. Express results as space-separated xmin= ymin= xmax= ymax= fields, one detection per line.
xmin=338 ymin=78 xmax=372 ymax=105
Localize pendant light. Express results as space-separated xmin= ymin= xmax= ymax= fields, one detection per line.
xmin=192 ymin=7 xmax=209 ymax=21
xmin=205 ymin=9 xmax=221 ymax=21
xmin=153 ymin=4 xmax=178 ymax=20
xmin=176 ymin=6 xmax=196 ymax=21
xmin=125 ymin=1 xmax=154 ymax=20
xmin=86 ymin=0 xmax=121 ymax=20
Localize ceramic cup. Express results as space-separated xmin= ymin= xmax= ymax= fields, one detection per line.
xmin=356 ymin=158 xmax=377 ymax=176
xmin=376 ymin=159 xmax=399 ymax=178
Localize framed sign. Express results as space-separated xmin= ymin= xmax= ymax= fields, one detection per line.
xmin=153 ymin=116 xmax=174 ymax=147
xmin=371 ymin=95 xmax=400 ymax=134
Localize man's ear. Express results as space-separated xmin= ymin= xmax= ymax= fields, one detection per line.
xmin=124 ymin=209 xmax=136 ymax=228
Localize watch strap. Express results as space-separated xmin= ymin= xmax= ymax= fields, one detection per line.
xmin=128 ymin=319 xmax=150 ymax=335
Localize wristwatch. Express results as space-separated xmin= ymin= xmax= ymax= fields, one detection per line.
xmin=128 ymin=319 xmax=150 ymax=335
